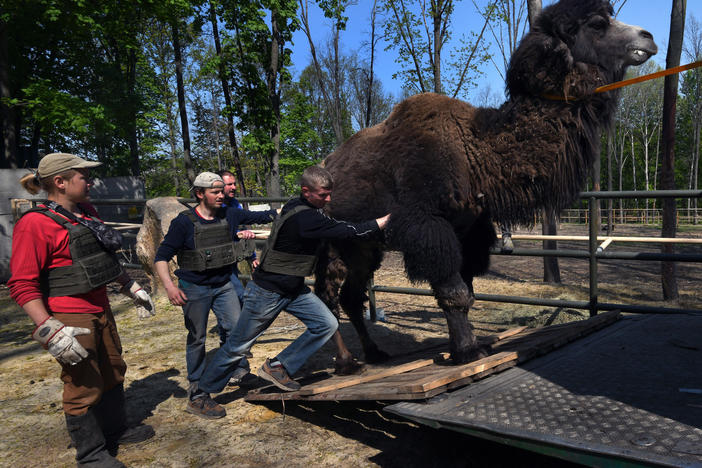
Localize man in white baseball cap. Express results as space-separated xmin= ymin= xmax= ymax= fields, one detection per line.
xmin=154 ymin=171 xmax=276 ymax=418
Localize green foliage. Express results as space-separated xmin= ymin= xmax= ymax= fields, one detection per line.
xmin=280 ymin=77 xmax=327 ymax=193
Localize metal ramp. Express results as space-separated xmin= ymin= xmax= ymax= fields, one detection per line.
xmin=385 ymin=314 xmax=702 ymax=468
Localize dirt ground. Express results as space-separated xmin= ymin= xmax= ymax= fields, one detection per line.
xmin=1 ymin=224 xmax=700 ymax=467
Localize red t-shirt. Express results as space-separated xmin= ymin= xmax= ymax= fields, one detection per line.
xmin=8 ymin=204 xmax=111 ymax=313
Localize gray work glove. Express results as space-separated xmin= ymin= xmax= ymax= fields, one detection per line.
xmin=32 ymin=317 xmax=90 ymax=365
xmin=123 ymin=281 xmax=156 ymax=319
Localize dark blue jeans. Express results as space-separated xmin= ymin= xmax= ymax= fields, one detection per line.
xmin=198 ymin=281 xmax=338 ymax=394
xmin=179 ymin=280 xmax=249 ymax=388
xmin=218 ymin=268 xmax=246 ymax=346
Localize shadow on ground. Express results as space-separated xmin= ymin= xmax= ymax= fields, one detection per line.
xmin=253 ymin=400 xmax=583 ymax=468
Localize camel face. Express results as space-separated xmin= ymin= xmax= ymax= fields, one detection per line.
xmin=571 ymin=16 xmax=657 ymax=72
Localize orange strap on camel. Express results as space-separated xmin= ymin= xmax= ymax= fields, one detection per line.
xmin=595 ymin=59 xmax=702 ymax=93
xmin=543 ymin=60 xmax=702 ymax=101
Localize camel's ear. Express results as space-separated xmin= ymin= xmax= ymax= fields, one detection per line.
xmin=506 ymin=31 xmax=574 ymax=98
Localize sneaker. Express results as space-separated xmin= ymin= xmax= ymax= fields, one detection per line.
xmin=185 ymin=394 xmax=226 ymax=419
xmin=257 ymin=359 xmax=301 ymax=391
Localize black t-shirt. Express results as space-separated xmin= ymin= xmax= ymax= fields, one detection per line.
xmin=253 ymin=196 xmax=381 ymax=297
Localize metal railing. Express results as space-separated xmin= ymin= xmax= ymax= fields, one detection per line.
xmin=18 ymin=191 xmax=702 ymax=317
xmin=365 ymin=190 xmax=702 ymax=317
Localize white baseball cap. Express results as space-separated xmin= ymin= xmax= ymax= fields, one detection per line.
xmin=191 ymin=172 xmax=224 ymax=189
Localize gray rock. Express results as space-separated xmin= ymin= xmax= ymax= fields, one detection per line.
xmin=136 ymin=197 xmax=190 ymax=295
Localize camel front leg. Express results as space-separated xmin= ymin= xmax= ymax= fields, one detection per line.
xmin=433 ymin=273 xmax=490 ymax=364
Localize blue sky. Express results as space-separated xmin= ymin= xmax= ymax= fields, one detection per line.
xmin=289 ymin=0 xmax=702 ymax=101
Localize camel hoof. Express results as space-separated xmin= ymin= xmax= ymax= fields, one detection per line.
xmin=364 ymin=348 xmax=391 ymax=364
xmin=334 ymin=358 xmax=365 ymax=375
xmin=451 ymin=345 xmax=491 ymax=365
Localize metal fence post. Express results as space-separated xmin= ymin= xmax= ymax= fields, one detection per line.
xmin=367 ymin=275 xmax=377 ymax=322
xmin=589 ymin=196 xmax=599 ymax=317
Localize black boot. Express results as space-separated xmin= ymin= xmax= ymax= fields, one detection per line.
xmin=94 ymin=384 xmax=155 ymax=455
xmin=65 ymin=410 xmax=125 ymax=467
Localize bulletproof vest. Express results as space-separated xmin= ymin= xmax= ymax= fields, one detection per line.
xmin=258 ymin=204 xmax=317 ymax=277
xmin=176 ymin=210 xmax=255 ymax=272
xmin=24 ymin=207 xmax=123 ymax=297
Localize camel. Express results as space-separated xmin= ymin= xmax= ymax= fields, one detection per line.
xmin=315 ymin=0 xmax=657 ymax=369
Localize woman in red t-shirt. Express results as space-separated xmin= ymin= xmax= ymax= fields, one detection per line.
xmin=9 ymin=153 xmax=155 ymax=467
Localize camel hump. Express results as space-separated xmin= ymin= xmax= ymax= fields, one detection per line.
xmin=382 ymin=93 xmax=476 ymax=128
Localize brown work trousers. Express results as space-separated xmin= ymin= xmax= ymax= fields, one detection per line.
xmin=52 ymin=308 xmax=127 ymax=416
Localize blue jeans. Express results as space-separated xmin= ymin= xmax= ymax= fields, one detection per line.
xmin=179 ymin=280 xmax=249 ymax=388
xmin=230 ymin=266 xmax=246 ymax=304
xmin=218 ymin=268 xmax=246 ymax=346
xmin=198 ymin=281 xmax=338 ymax=394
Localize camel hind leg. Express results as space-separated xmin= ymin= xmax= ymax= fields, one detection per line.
xmin=314 ymin=243 xmax=362 ymax=373
xmin=338 ymin=243 xmax=388 ymax=364
xmin=316 ymin=241 xmax=388 ymax=367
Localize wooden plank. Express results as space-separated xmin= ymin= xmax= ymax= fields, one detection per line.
xmin=298 ymin=357 xmax=436 ymax=395
xmin=481 ymin=326 xmax=528 ymax=345
xmin=245 ymin=383 xmax=445 ymax=401
xmin=446 ymin=361 xmax=518 ymax=391
xmin=396 ymin=351 xmax=519 ymax=394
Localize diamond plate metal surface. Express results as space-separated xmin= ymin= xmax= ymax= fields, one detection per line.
xmin=387 ymin=315 xmax=702 ymax=467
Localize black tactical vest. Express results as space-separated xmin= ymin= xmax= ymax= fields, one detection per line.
xmin=258 ymin=204 xmax=317 ymax=277
xmin=176 ymin=210 xmax=255 ymax=272
xmin=24 ymin=207 xmax=123 ymax=297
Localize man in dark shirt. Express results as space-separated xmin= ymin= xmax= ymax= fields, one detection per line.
xmin=154 ymin=172 xmax=276 ymax=419
xmin=217 ymin=169 xmax=254 ymax=352
xmin=197 ymin=166 xmax=390 ymax=401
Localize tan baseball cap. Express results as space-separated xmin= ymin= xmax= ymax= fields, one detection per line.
xmin=192 ymin=172 xmax=224 ymax=188
xmin=37 ymin=153 xmax=102 ymax=178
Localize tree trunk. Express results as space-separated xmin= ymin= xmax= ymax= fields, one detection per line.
xmin=210 ymin=2 xmax=247 ymax=195
xmin=0 ymin=17 xmax=18 ymax=168
xmin=527 ymin=0 xmax=542 ymax=27
xmin=332 ymin=25 xmax=344 ymax=145
xmin=266 ymin=10 xmax=281 ymax=197
xmin=432 ymin=1 xmax=442 ymax=93
xmin=542 ymin=208 xmax=561 ymax=283
xmin=365 ymin=0 xmax=378 ymax=128
xmin=660 ymin=0 xmax=686 ymax=300
xmin=172 ymin=19 xmax=195 ymax=186
xmin=526 ymin=0 xmax=559 ymax=282
xmin=127 ymin=47 xmax=140 ymax=176
xmin=606 ymin=126 xmax=614 ymax=234
xmin=592 ymin=147 xmax=602 ymax=231
xmin=691 ymin=119 xmax=700 ymax=223
xmin=167 ymin=102 xmax=180 ymax=195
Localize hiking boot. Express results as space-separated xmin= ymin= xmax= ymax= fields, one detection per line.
xmin=227 ymin=367 xmax=252 ymax=386
xmin=258 ymin=359 xmax=301 ymax=391
xmin=185 ymin=394 xmax=226 ymax=419
xmin=334 ymin=357 xmax=365 ymax=376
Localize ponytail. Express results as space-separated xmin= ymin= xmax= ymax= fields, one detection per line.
xmin=19 ymin=169 xmax=76 ymax=195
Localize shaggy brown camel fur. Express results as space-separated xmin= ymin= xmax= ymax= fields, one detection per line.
xmin=315 ymin=0 xmax=657 ymax=370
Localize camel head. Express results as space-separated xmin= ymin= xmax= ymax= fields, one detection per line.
xmin=506 ymin=0 xmax=657 ymax=99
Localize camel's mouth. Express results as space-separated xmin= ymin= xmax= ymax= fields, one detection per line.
xmin=627 ymin=45 xmax=657 ymax=65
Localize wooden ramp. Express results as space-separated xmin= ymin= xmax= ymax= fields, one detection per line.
xmin=245 ymin=311 xmax=621 ymax=402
